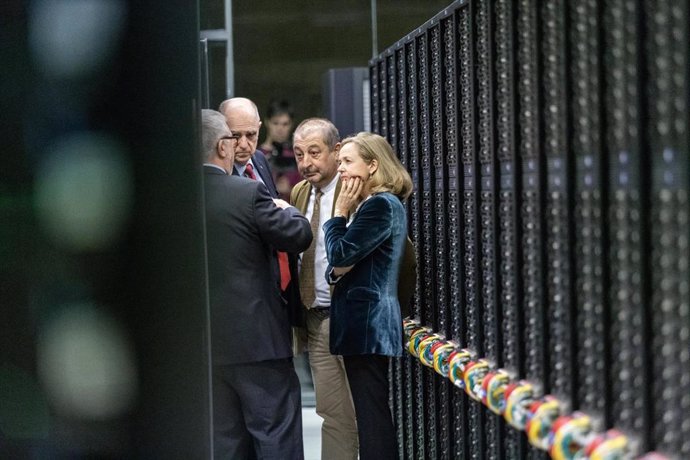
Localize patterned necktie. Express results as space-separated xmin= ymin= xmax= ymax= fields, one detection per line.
xmin=244 ymin=163 xmax=257 ymax=180
xmin=243 ymin=161 xmax=291 ymax=290
xmin=299 ymin=188 xmax=322 ymax=308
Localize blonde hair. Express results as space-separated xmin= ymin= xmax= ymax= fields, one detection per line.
xmin=341 ymin=132 xmax=413 ymax=200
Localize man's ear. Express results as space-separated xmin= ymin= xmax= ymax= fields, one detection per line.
xmin=217 ymin=140 xmax=229 ymax=159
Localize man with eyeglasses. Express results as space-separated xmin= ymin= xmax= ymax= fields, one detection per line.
xmin=219 ymin=97 xmax=300 ymax=310
xmin=201 ymin=109 xmax=312 ymax=459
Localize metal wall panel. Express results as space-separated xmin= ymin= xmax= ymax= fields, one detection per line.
xmin=541 ymin=0 xmax=574 ymax=407
xmin=603 ymin=0 xmax=648 ymax=449
xmin=370 ymin=0 xmax=689 ymax=458
xmin=518 ymin=2 xmax=548 ymax=459
xmin=495 ymin=0 xmax=524 ymax=456
xmin=475 ymin=0 xmax=503 ymax=457
xmin=645 ymin=1 xmax=690 ymax=457
xmin=441 ymin=13 xmax=467 ymax=460
xmin=570 ymin=0 xmax=607 ymax=424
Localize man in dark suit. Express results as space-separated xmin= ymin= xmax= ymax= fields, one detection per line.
xmin=219 ymin=97 xmax=277 ymax=193
xmin=219 ymin=97 xmax=303 ymax=327
xmin=201 ymin=109 xmax=312 ymax=459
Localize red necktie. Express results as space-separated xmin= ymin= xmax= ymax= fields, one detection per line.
xmin=244 ymin=162 xmax=291 ymax=290
xmin=244 ymin=163 xmax=257 ymax=180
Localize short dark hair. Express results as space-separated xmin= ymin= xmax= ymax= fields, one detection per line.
xmin=266 ymin=99 xmax=294 ymax=120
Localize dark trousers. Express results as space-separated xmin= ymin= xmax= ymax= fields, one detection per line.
xmin=213 ymin=358 xmax=304 ymax=460
xmin=343 ymin=354 xmax=398 ymax=460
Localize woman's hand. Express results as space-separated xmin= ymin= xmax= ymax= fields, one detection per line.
xmin=334 ymin=177 xmax=363 ymax=217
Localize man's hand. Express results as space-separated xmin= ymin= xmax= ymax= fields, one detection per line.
xmin=273 ymin=198 xmax=292 ymax=209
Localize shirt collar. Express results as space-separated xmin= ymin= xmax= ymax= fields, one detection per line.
xmin=316 ymin=173 xmax=339 ymax=195
xmin=235 ymin=158 xmax=256 ymax=175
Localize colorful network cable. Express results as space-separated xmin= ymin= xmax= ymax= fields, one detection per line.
xmin=401 ymin=318 xmax=668 ymax=460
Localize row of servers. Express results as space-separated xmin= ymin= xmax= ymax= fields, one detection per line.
xmin=369 ymin=0 xmax=689 ymax=458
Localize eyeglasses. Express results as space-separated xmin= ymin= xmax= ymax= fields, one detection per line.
xmin=219 ymin=134 xmax=240 ymax=147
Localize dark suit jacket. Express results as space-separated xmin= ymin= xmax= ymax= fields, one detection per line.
xmin=204 ymin=166 xmax=312 ymax=365
xmin=292 ymin=178 xmax=417 ymax=318
xmin=234 ymin=152 xmax=304 ymax=326
xmin=324 ymin=192 xmax=407 ymax=357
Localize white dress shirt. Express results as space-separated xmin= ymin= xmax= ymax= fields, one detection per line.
xmin=302 ymin=174 xmax=339 ymax=308
xmin=234 ymin=157 xmax=266 ymax=187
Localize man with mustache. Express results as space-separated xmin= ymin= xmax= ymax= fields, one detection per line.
xmin=290 ymin=118 xmax=359 ymax=460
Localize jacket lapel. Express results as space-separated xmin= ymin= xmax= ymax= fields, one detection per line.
xmin=294 ymin=182 xmax=311 ymax=213
xmin=255 ymin=161 xmax=269 ymax=182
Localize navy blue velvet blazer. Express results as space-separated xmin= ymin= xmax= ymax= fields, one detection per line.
xmin=323 ymin=192 xmax=406 ymax=357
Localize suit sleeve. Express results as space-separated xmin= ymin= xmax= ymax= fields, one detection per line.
xmin=323 ymin=195 xmax=393 ymax=267
xmin=252 ymin=182 xmax=312 ymax=253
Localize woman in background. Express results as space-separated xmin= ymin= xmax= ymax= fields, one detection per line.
xmin=323 ymin=132 xmax=412 ymax=460
xmin=257 ymin=98 xmax=301 ymax=200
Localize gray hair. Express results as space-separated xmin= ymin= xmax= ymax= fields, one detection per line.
xmin=294 ymin=118 xmax=340 ymax=151
xmin=201 ymin=109 xmax=231 ymax=162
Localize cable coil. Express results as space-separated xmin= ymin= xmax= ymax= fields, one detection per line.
xmin=402 ymin=318 xmax=669 ymax=460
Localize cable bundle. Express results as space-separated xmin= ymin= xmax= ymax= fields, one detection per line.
xmin=402 ymin=318 xmax=670 ymax=460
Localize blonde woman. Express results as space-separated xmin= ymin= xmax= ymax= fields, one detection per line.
xmin=324 ymin=132 xmax=412 ymax=460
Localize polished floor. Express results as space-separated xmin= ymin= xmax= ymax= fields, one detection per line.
xmin=302 ymin=407 xmax=322 ymax=460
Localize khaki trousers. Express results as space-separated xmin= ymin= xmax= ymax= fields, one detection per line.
xmin=306 ymin=309 xmax=359 ymax=460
